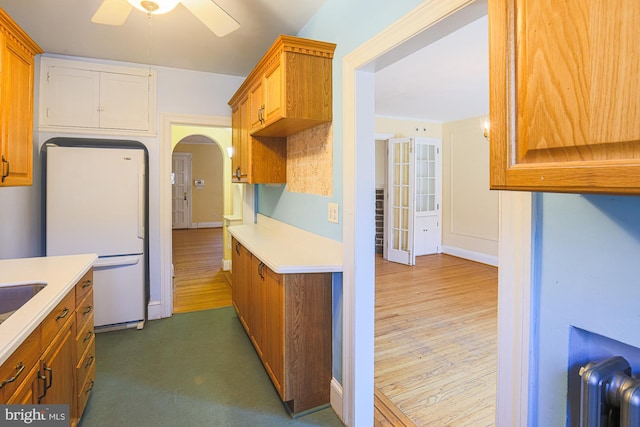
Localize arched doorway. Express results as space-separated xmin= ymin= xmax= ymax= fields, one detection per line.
xmin=171 ymin=135 xmax=231 ymax=313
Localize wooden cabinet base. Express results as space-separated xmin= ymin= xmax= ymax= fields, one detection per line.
xmin=231 ymin=238 xmax=332 ymax=416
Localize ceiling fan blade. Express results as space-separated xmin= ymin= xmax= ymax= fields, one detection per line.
xmin=91 ymin=0 xmax=133 ymax=26
xmin=181 ymin=0 xmax=240 ymax=37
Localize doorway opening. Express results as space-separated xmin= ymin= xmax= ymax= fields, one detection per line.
xmin=170 ymin=133 xmax=232 ymax=314
xmin=340 ymin=0 xmax=504 ymax=424
xmin=370 ymin=9 xmax=498 ymax=426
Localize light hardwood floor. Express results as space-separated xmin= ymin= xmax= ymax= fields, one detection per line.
xmin=374 ymin=254 xmax=498 ymax=427
xmin=172 ymin=228 xmax=232 ymax=314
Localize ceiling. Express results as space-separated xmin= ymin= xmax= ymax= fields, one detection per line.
xmin=0 ymin=0 xmax=488 ymax=122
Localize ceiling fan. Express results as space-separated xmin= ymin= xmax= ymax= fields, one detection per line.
xmin=91 ymin=0 xmax=240 ymax=37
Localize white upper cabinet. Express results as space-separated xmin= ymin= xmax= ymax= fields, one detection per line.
xmin=39 ymin=57 xmax=157 ymax=135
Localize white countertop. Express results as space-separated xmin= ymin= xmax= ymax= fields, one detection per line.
xmin=228 ymin=215 xmax=343 ymax=274
xmin=0 ymin=254 xmax=97 ymax=365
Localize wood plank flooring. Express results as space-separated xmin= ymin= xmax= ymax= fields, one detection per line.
xmin=172 ymin=228 xmax=232 ymax=314
xmin=374 ymin=254 xmax=498 ymax=427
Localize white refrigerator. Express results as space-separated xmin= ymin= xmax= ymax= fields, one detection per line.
xmin=45 ymin=144 xmax=147 ymax=329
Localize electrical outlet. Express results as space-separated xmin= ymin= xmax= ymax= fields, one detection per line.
xmin=328 ymin=202 xmax=339 ymax=223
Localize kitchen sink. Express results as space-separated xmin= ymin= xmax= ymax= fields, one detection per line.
xmin=0 ymin=283 xmax=47 ymax=325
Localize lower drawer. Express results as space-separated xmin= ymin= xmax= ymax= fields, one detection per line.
xmin=76 ymin=363 xmax=96 ymax=418
xmin=76 ymin=336 xmax=95 ymax=392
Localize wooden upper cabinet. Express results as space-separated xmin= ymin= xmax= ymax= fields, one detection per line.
xmin=0 ymin=7 xmax=42 ymax=187
xmin=233 ymin=35 xmax=336 ymax=138
xmin=489 ymin=0 xmax=640 ymax=194
xmin=228 ymin=35 xmax=334 ymax=184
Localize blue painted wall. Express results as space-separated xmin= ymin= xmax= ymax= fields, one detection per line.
xmin=257 ymin=0 xmax=425 ymax=242
xmin=532 ymin=193 xmax=640 ymax=425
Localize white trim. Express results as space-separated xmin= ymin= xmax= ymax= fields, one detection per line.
xmin=146 ymin=300 xmax=165 ymax=321
xmin=496 ymin=191 xmax=533 ymax=426
xmin=342 ymin=1 xmax=535 ymax=426
xmin=330 ymin=377 xmax=344 ymax=423
xmin=159 ymin=113 xmax=232 ymax=319
xmin=194 ymin=222 xmax=223 ymax=228
xmin=441 ymin=244 xmax=498 ymax=267
xmin=222 ymin=259 xmax=231 ymax=271
xmin=374 ymin=132 xmax=394 ymax=140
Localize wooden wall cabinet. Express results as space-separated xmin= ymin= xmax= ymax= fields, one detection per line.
xmin=0 ymin=269 xmax=95 ymax=426
xmin=0 ymin=7 xmax=42 ymax=187
xmin=228 ymin=35 xmax=335 ymax=184
xmin=489 ymin=0 xmax=640 ymax=194
xmin=230 ymin=238 xmax=332 ymax=415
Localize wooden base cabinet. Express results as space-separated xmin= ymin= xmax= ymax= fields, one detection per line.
xmin=231 ymin=238 xmax=332 ymax=415
xmin=0 ymin=268 xmax=94 ymax=426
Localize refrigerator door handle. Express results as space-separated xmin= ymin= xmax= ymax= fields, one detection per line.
xmin=138 ymin=166 xmax=145 ymax=240
xmin=94 ymin=255 xmax=141 ymax=268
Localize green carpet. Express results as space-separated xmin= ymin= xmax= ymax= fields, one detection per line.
xmin=78 ymin=307 xmax=344 ymax=426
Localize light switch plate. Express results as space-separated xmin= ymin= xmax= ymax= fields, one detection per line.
xmin=328 ymin=202 xmax=339 ymax=223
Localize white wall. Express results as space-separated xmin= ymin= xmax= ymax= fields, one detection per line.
xmin=0 ymin=53 xmax=244 ymax=310
xmin=442 ymin=116 xmax=497 ymax=265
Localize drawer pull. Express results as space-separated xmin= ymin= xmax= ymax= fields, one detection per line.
xmin=84 ymin=355 xmax=95 ymax=369
xmin=83 ymin=330 xmax=94 ymax=343
xmin=0 ymin=362 xmax=25 ymax=390
xmin=56 ymin=308 xmax=70 ymax=321
xmin=82 ymin=279 xmax=92 ymax=289
xmin=85 ymin=380 xmax=95 ymax=395
xmin=82 ymin=305 xmax=93 ymax=315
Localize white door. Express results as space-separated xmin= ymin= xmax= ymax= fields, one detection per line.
xmin=414 ymin=138 xmax=441 ymax=255
xmin=385 ymin=138 xmax=415 ymax=265
xmin=172 ymin=152 xmax=191 ymax=229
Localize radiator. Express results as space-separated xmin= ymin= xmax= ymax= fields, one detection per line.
xmin=580 ymin=356 xmax=640 ymax=427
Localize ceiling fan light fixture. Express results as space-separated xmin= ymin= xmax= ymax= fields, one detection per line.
xmin=127 ymin=0 xmax=180 ymax=14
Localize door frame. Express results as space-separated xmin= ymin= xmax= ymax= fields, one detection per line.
xmin=171 ymin=152 xmax=192 ymax=229
xmin=153 ymin=113 xmax=231 ymax=321
xmin=341 ymin=1 xmax=534 ymax=426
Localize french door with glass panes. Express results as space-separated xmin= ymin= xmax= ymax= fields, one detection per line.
xmin=385 ymin=137 xmax=441 ymax=265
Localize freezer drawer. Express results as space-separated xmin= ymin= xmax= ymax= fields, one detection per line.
xmin=93 ymin=255 xmax=145 ymax=328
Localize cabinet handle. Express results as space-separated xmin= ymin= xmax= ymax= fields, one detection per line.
xmin=44 ymin=363 xmax=53 ymax=390
xmin=1 ymin=155 xmax=9 ymax=183
xmin=235 ymin=167 xmax=241 ymax=180
xmin=85 ymin=379 xmax=95 ymax=395
xmin=82 ymin=279 xmax=92 ymax=289
xmin=235 ymin=241 xmax=240 ymax=255
xmin=83 ymin=330 xmax=94 ymax=343
xmin=37 ymin=370 xmax=47 ymax=402
xmin=82 ymin=305 xmax=93 ymax=315
xmin=84 ymin=355 xmax=95 ymax=369
xmin=55 ymin=307 xmax=70 ymax=321
xmin=258 ymin=262 xmax=265 ymax=280
xmin=0 ymin=362 xmax=25 ymax=390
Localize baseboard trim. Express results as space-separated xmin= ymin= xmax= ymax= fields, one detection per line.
xmin=191 ymin=222 xmax=222 ymax=228
xmin=222 ymin=258 xmax=231 ymax=271
xmin=330 ymin=377 xmax=344 ymax=423
xmin=147 ymin=300 xmax=170 ymax=320
xmin=441 ymin=245 xmax=498 ymax=267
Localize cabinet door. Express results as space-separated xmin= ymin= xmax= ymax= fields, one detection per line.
xmin=248 ymin=79 xmax=264 ymax=132
xmin=0 ymin=35 xmax=35 ymax=186
xmin=40 ymin=66 xmax=100 ymax=128
xmin=231 ymin=238 xmax=251 ymax=331
xmin=99 ymin=72 xmax=150 ymax=131
xmin=39 ymin=320 xmax=74 ymax=407
xmin=238 ymin=97 xmax=250 ymax=182
xmin=264 ymin=266 xmax=284 ymax=399
xmin=489 ymin=0 xmax=640 ymax=194
xmin=263 ymin=57 xmax=283 ymax=126
xmin=249 ymin=255 xmax=266 ymax=359
xmin=231 ymin=104 xmax=242 ymax=182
